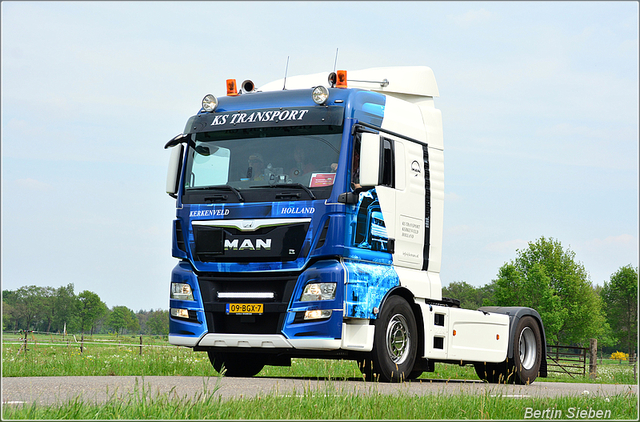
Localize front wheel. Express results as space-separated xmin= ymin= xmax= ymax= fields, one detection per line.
xmin=207 ymin=351 xmax=265 ymax=377
xmin=369 ymin=296 xmax=418 ymax=382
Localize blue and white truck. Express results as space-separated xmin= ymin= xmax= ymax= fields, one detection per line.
xmin=165 ymin=66 xmax=547 ymax=383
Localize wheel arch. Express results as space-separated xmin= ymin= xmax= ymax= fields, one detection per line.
xmin=478 ymin=306 xmax=548 ymax=377
xmin=378 ymin=287 xmax=425 ymax=361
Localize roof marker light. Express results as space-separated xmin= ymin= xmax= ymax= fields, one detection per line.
xmin=312 ymin=86 xmax=329 ymax=105
xmin=226 ymin=79 xmax=238 ymax=96
xmin=202 ymin=94 xmax=218 ymax=112
xmin=336 ymin=70 xmax=347 ymax=88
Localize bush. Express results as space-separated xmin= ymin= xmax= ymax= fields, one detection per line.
xmin=610 ymin=351 xmax=628 ymax=361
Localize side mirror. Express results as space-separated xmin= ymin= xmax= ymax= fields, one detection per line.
xmin=166 ymin=144 xmax=184 ymax=198
xmin=358 ymin=132 xmax=380 ymax=188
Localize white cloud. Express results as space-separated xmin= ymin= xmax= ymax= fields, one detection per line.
xmin=14 ymin=178 xmax=53 ymax=192
xmin=584 ymin=234 xmax=637 ymax=250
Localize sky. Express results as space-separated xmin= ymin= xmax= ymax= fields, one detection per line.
xmin=2 ymin=1 xmax=638 ymax=311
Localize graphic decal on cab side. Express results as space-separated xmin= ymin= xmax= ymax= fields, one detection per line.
xmin=352 ymin=189 xmax=389 ymax=252
xmin=344 ymin=260 xmax=399 ymax=319
xmin=344 ymin=188 xmax=397 ymax=319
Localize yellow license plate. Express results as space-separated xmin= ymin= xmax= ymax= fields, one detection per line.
xmin=226 ymin=303 xmax=263 ymax=315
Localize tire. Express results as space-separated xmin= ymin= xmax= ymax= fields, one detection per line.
xmin=407 ymin=369 xmax=424 ymax=380
xmin=512 ymin=316 xmax=542 ymax=384
xmin=357 ymin=357 xmax=375 ymax=381
xmin=474 ymin=361 xmax=511 ymax=384
xmin=207 ymin=351 xmax=265 ymax=377
xmin=475 ymin=316 xmax=542 ymax=384
xmin=369 ymin=296 xmax=418 ymax=382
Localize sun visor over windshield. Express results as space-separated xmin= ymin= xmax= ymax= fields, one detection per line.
xmin=185 ymin=106 xmax=344 ymax=134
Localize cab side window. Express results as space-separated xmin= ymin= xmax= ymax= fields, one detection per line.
xmin=380 ymin=137 xmax=395 ymax=188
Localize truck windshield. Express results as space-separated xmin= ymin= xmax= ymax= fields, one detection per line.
xmin=184 ymin=125 xmax=342 ymax=200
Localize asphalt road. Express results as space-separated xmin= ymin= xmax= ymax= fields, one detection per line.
xmin=2 ymin=376 xmax=637 ymax=406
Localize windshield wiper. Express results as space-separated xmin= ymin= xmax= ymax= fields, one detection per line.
xmin=251 ymin=183 xmax=316 ymax=200
xmin=188 ymin=185 xmax=244 ymax=202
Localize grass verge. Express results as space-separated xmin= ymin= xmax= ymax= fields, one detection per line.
xmin=2 ymin=380 xmax=637 ymax=420
xmin=3 ymin=335 xmax=637 ymax=384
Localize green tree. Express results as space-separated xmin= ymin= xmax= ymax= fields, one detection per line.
xmin=442 ymin=281 xmax=483 ymax=310
xmin=39 ymin=286 xmax=56 ymax=333
xmin=145 ymin=310 xmax=169 ymax=335
xmin=2 ymin=290 xmax=19 ymax=331
xmin=3 ymin=300 xmax=15 ymax=331
xmin=601 ymin=265 xmax=638 ymax=356
xmin=493 ymin=236 xmax=605 ymax=346
xmin=107 ymin=306 xmax=139 ymax=336
xmin=77 ymin=290 xmax=107 ymax=334
xmin=494 ymin=261 xmax=566 ymax=344
xmin=478 ymin=280 xmax=498 ymax=307
xmin=52 ymin=284 xmax=79 ymax=333
xmin=9 ymin=285 xmax=50 ymax=331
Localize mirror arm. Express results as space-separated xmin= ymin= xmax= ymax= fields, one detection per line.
xmin=351 ymin=123 xmax=379 ymax=137
xmin=164 ymin=133 xmax=190 ymax=149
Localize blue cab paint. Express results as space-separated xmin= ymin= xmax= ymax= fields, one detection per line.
xmin=168 ymin=85 xmax=398 ymax=352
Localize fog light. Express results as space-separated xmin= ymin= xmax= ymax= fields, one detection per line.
xmin=312 ymin=86 xmax=329 ymax=105
xmin=300 ymin=282 xmax=336 ymax=301
xmin=171 ymin=308 xmax=190 ymax=319
xmin=304 ymin=309 xmax=332 ymax=320
xmin=171 ymin=283 xmax=194 ymax=301
xmin=202 ymin=94 xmax=218 ymax=112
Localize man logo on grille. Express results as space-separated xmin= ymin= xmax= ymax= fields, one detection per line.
xmin=224 ymin=238 xmax=272 ymax=251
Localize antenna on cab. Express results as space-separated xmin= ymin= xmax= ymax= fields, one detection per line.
xmin=328 ymin=48 xmax=340 ymax=88
xmin=283 ymin=56 xmax=289 ymax=90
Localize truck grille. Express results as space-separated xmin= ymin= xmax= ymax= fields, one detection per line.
xmin=197 ymin=272 xmax=298 ymax=335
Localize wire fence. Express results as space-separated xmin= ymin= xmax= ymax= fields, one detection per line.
xmin=2 ymin=330 xmax=177 ymax=355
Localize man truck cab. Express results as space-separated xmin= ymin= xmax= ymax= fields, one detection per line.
xmin=165 ymin=67 xmax=547 ymax=383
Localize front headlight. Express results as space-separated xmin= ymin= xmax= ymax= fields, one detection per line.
xmin=171 ymin=283 xmax=194 ymax=301
xmin=300 ymin=282 xmax=336 ymax=301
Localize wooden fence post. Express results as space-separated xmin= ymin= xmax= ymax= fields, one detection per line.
xmin=80 ymin=334 xmax=84 ymax=354
xmin=139 ymin=335 xmax=143 ymax=356
xmin=589 ymin=338 xmax=597 ymax=379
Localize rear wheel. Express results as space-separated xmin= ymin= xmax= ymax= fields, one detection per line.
xmin=207 ymin=351 xmax=266 ymax=377
xmin=369 ymin=296 xmax=418 ymax=382
xmin=474 ymin=361 xmax=511 ymax=383
xmin=512 ymin=316 xmax=542 ymax=384
xmin=474 ymin=316 xmax=542 ymax=384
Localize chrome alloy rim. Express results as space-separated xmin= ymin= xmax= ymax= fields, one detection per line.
xmin=386 ymin=314 xmax=411 ymax=364
xmin=519 ymin=327 xmax=537 ymax=370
